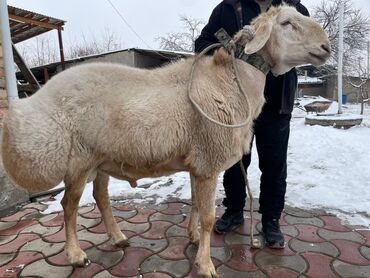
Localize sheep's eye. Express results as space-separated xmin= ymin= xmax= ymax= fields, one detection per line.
xmin=281 ymin=20 xmax=291 ymax=26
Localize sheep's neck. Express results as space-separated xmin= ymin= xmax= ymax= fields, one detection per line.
xmin=257 ymin=48 xmax=275 ymax=72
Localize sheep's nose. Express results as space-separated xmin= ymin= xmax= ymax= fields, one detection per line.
xmin=321 ymin=43 xmax=331 ymax=54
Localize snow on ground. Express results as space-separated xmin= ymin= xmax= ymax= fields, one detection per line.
xmin=44 ymin=101 xmax=370 ymax=228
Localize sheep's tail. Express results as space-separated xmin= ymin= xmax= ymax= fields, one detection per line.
xmin=1 ymin=101 xmax=71 ymax=192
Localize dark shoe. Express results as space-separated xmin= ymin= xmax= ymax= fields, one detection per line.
xmin=261 ymin=216 xmax=285 ymax=248
xmin=214 ymin=210 xmax=244 ymax=234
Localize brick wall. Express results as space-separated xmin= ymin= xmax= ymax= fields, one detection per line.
xmin=0 ymin=29 xmax=29 ymax=215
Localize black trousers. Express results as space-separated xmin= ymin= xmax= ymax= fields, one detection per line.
xmin=222 ymin=110 xmax=291 ymax=219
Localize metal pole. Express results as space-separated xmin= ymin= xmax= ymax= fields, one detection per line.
xmin=0 ymin=0 xmax=18 ymax=101
xmin=337 ymin=0 xmax=344 ymax=114
xmin=367 ymin=41 xmax=369 ymax=79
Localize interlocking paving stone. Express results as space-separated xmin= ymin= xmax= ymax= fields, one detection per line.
xmin=85 ymin=246 xmax=124 ymax=268
xmin=127 ymin=208 xmax=156 ymax=224
xmin=94 ymin=270 xmax=120 ymax=278
xmin=1 ymin=208 xmax=38 ymax=222
xmin=301 ymin=252 xmax=337 ymax=278
xmin=81 ymin=205 xmax=101 ymax=219
xmin=210 ymin=246 xmax=232 ymax=263
xmin=317 ymin=228 xmax=366 ymax=244
xmin=109 ymin=247 xmax=153 ymax=276
xmin=158 ymin=236 xmax=189 ymax=260
xmin=0 ymin=253 xmax=15 ymax=267
xmin=289 ymin=238 xmax=339 ymax=257
xmin=20 ymin=210 xmax=45 ymax=221
xmin=149 ymin=212 xmax=185 ymax=224
xmin=20 ymin=258 xmax=73 ymax=277
xmin=319 ymin=216 xmax=351 ymax=232
xmin=88 ymin=222 xmax=108 ymax=234
xmin=41 ymin=212 xmax=65 ymax=227
xmin=78 ymin=205 xmax=95 ymax=215
xmin=118 ymin=220 xmax=150 ymax=234
xmin=0 ymin=221 xmax=17 ymax=233
xmin=331 ymin=239 xmax=370 ymax=265
xmin=295 ymin=224 xmax=326 ymax=243
xmin=77 ymin=229 xmax=109 ymax=245
xmin=224 ymin=245 xmax=259 ymax=272
xmin=77 ymin=215 xmax=102 ymax=229
xmin=333 ymin=259 xmax=370 ymax=277
xmin=284 ymin=215 xmax=325 ymax=227
xmin=140 ymin=255 xmax=190 ymax=277
xmin=128 ymin=235 xmax=168 ymax=253
xmin=284 ymin=207 xmax=314 ymax=218
xmin=0 ymin=220 xmax=37 ymax=236
xmin=21 ymin=223 xmax=61 ymax=237
xmin=38 ymin=213 xmax=58 ymax=224
xmin=217 ymin=265 xmax=266 ymax=278
xmin=143 ymin=272 xmax=173 ymax=278
xmin=165 ymin=225 xmax=188 ymax=238
xmin=0 ymin=234 xmax=17 ymax=246
xmin=180 ymin=204 xmax=191 ymax=214
xmin=0 ymin=233 xmax=39 ymax=253
xmin=211 ymin=232 xmax=226 ymax=247
xmin=225 ymin=232 xmax=251 ymax=245
xmin=141 ymin=221 xmax=173 ymax=240
xmin=264 ymin=267 xmax=300 ymax=278
xmin=357 ymin=230 xmax=370 ymax=246
xmin=233 ymin=219 xmax=260 ymax=236
xmin=112 ymin=207 xmax=137 ymax=219
xmin=255 ymin=251 xmax=307 ymax=273
xmin=360 ymin=246 xmax=370 ymax=260
xmin=161 ymin=202 xmax=186 ymax=215
xmin=47 ymin=241 xmax=93 ymax=265
xmin=114 ymin=203 xmax=136 ymax=211
xmin=70 ymin=262 xmax=103 ymax=277
xmin=23 ymin=202 xmax=48 ymax=211
xmin=20 ymin=238 xmax=64 ymax=257
xmin=178 ymin=216 xmax=190 ymax=228
xmin=281 ymin=225 xmax=299 ymax=237
xmin=0 ymin=251 xmax=43 ymax=277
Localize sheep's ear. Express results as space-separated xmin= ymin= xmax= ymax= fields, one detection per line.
xmin=244 ymin=18 xmax=273 ymax=54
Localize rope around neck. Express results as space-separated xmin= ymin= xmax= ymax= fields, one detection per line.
xmin=187 ymin=43 xmax=252 ymax=128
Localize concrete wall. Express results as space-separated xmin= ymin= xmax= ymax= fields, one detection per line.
xmin=0 ymin=28 xmax=29 ymax=215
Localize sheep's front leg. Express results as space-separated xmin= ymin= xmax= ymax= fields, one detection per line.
xmin=93 ymin=172 xmax=129 ymax=247
xmin=61 ymin=173 xmax=88 ymax=266
xmin=188 ymin=174 xmax=200 ymax=245
xmin=193 ymin=175 xmax=218 ymax=278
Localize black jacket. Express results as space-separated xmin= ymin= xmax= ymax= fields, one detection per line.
xmin=194 ymin=0 xmax=309 ymax=114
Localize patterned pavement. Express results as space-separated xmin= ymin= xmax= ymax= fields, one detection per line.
xmin=0 ymin=198 xmax=369 ymax=277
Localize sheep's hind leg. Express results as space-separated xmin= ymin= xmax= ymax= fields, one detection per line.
xmin=193 ymin=175 xmax=218 ymax=278
xmin=188 ymin=173 xmax=200 ymax=245
xmin=93 ymin=172 xmax=129 ymax=247
xmin=61 ymin=172 xmax=89 ymax=267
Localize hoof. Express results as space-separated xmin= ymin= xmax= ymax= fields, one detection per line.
xmin=195 ymin=260 xmax=218 ymax=278
xmin=66 ymin=248 xmax=88 ymax=267
xmin=115 ymin=238 xmax=130 ymax=248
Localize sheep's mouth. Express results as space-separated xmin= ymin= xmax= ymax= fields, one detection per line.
xmin=308 ymin=52 xmax=327 ymax=64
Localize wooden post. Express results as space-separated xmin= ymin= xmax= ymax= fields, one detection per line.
xmin=43 ymin=67 xmax=49 ymax=83
xmin=57 ymin=28 xmax=65 ymax=70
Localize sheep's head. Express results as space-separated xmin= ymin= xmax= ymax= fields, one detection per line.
xmin=240 ymin=5 xmax=331 ymax=76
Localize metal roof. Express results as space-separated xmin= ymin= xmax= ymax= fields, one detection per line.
xmin=8 ymin=5 xmax=65 ymax=44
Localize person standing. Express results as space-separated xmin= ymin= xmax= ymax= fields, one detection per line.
xmin=194 ymin=0 xmax=309 ymax=248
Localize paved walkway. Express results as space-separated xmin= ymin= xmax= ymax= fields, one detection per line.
xmin=0 ymin=199 xmax=369 ymax=277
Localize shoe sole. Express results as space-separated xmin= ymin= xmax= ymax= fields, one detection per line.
xmin=214 ymin=220 xmax=244 ymax=234
xmin=265 ymin=241 xmax=286 ymax=249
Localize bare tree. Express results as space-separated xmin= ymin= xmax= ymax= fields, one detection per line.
xmin=16 ymin=27 xmax=123 ymax=68
xmin=16 ymin=33 xmax=59 ymax=68
xmin=312 ymin=0 xmax=370 ymax=74
xmin=156 ymin=15 xmax=205 ymax=52
xmin=346 ymin=58 xmax=369 ymax=114
xmin=67 ymin=27 xmax=123 ymax=59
